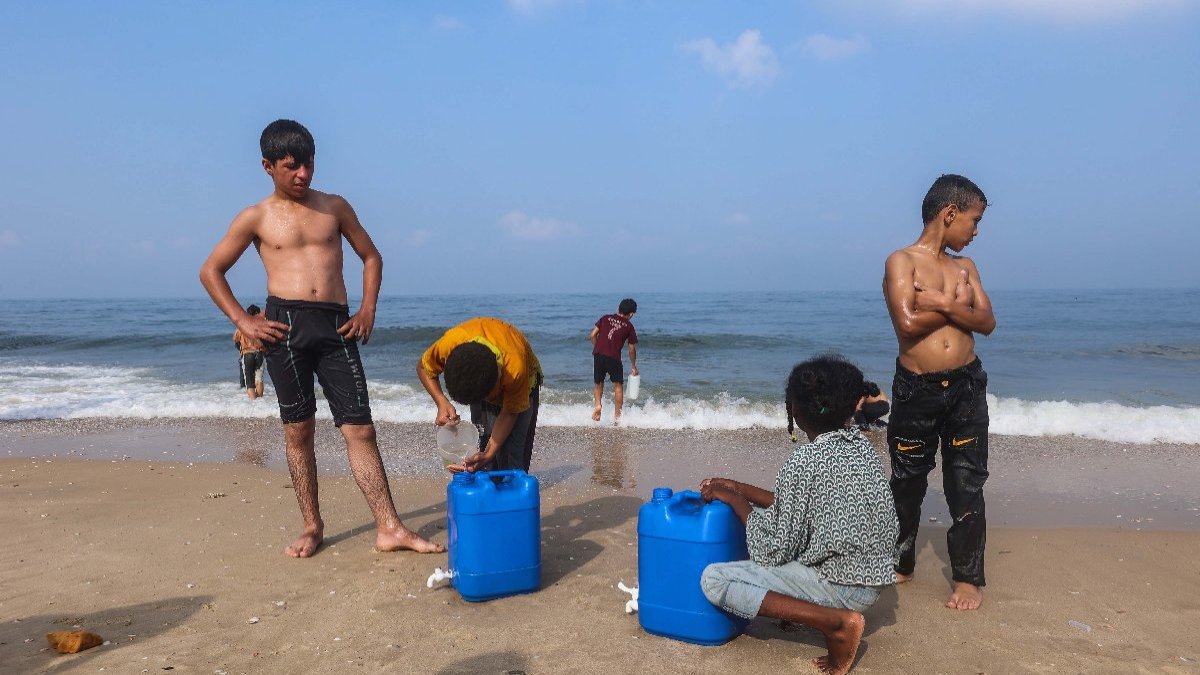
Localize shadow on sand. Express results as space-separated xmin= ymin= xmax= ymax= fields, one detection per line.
xmin=0 ymin=595 xmax=211 ymax=674
xmin=540 ymin=494 xmax=642 ymax=586
xmin=435 ymin=650 xmax=531 ymax=674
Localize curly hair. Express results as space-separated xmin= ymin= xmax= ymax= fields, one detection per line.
xmin=444 ymin=342 xmax=499 ymax=404
xmin=785 ymin=353 xmax=873 ymax=439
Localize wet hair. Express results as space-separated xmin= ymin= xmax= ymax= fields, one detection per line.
xmin=921 ymin=174 xmax=986 ymax=225
xmin=785 ymin=354 xmax=873 ymax=439
xmin=618 ymin=298 xmax=637 ymax=315
xmin=260 ymin=119 xmax=315 ymax=166
xmin=246 ymin=304 xmax=261 ymax=316
xmin=443 ymin=342 xmax=499 ymax=404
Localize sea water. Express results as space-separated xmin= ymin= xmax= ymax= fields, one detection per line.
xmin=1 ymin=290 xmax=1198 ymax=444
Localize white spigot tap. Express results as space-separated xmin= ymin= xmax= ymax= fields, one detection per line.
xmin=617 ymin=581 xmax=639 ymax=614
xmin=426 ymin=567 xmax=455 ymax=588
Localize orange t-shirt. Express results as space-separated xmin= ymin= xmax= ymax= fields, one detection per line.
xmin=421 ymin=318 xmax=542 ymax=413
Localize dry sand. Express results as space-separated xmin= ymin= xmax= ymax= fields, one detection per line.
xmin=1 ymin=418 xmax=1199 ymax=674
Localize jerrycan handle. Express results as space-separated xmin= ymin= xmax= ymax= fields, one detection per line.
xmin=478 ymin=469 xmax=526 ymax=483
xmin=666 ymin=489 xmax=706 ymax=515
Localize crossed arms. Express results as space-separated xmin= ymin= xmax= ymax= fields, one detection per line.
xmin=883 ymin=252 xmax=996 ymax=340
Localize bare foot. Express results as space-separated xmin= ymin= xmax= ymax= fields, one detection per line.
xmin=591 ymin=406 xmax=602 ymax=422
xmin=895 ymin=571 xmax=913 ymax=584
xmin=812 ymin=610 xmax=865 ymax=675
xmin=946 ymin=582 xmax=983 ymax=610
xmin=285 ymin=526 xmax=323 ymax=558
xmin=374 ymin=526 xmax=446 ymax=554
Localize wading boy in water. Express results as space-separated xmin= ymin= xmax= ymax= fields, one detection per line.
xmin=589 ymin=298 xmax=638 ymax=423
xmin=199 ymin=119 xmax=443 ymax=558
xmin=233 ymin=304 xmax=266 ymax=400
xmin=700 ymin=355 xmax=898 ymax=675
xmin=883 ymin=174 xmax=995 ymax=610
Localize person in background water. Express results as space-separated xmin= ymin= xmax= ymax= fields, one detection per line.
xmin=589 ymin=298 xmax=639 ymax=424
xmin=852 ymin=381 xmax=889 ymax=431
xmin=883 ymin=173 xmax=996 ymax=610
xmin=233 ymin=304 xmax=267 ymax=400
xmin=199 ymin=118 xmax=443 ymax=559
xmin=699 ymin=354 xmax=898 ymax=675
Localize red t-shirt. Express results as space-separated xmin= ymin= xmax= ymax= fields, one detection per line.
xmin=593 ymin=314 xmax=637 ymax=360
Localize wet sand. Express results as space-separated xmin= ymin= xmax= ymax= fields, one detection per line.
xmin=1 ymin=418 xmax=1199 ymax=673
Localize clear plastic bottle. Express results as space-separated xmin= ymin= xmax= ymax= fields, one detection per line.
xmin=435 ymin=421 xmax=479 ymax=467
xmin=626 ymin=373 xmax=641 ymax=400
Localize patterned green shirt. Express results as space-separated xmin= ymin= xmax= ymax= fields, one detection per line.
xmin=745 ymin=427 xmax=899 ymax=586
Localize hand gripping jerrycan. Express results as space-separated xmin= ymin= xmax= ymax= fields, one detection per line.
xmin=444 ymin=469 xmax=541 ymax=602
xmin=636 ymin=487 xmax=750 ymax=645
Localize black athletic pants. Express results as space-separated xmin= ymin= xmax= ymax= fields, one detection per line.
xmin=887 ymin=358 xmax=989 ymax=587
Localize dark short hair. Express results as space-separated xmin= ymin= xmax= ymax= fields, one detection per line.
xmin=921 ymin=174 xmax=986 ymax=225
xmin=444 ymin=342 xmax=499 ymax=404
xmin=618 ymin=298 xmax=637 ymax=315
xmin=786 ymin=353 xmax=869 ymax=438
xmin=246 ymin=304 xmax=261 ymax=316
xmin=260 ymin=119 xmax=315 ymax=165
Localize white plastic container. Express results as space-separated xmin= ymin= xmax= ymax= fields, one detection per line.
xmin=436 ymin=422 xmax=480 ymax=467
xmin=625 ymin=373 xmax=641 ymax=400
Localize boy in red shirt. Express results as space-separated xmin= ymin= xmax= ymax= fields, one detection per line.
xmin=589 ymin=298 xmax=639 ymax=423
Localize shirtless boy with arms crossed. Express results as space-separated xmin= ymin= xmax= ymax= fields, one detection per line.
xmin=200 ymin=119 xmax=442 ymax=558
xmin=883 ymin=174 xmax=995 ymax=610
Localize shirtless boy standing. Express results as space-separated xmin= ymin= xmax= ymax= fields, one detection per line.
xmin=883 ymin=174 xmax=996 ymax=610
xmin=199 ymin=119 xmax=442 ymax=558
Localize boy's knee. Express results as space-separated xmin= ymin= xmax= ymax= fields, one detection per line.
xmin=700 ymin=563 xmax=728 ymax=604
xmin=284 ymin=417 xmax=316 ymax=440
xmin=340 ymin=422 xmax=377 ymax=442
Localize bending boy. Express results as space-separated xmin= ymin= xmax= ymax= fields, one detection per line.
xmin=589 ymin=298 xmax=639 ymax=422
xmin=882 ymin=174 xmax=996 ymax=610
xmin=418 ymin=317 xmax=543 ymax=473
xmin=199 ymin=119 xmax=442 ymax=558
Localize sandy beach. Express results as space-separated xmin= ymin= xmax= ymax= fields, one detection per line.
xmin=2 ymin=418 xmax=1199 ymax=674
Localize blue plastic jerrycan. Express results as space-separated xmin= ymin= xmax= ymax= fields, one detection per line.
xmin=637 ymin=487 xmax=750 ymax=645
xmin=445 ymin=469 xmax=541 ymax=602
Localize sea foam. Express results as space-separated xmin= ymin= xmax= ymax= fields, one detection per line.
xmin=1 ymin=362 xmax=1198 ymax=445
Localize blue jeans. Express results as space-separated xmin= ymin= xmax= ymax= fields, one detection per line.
xmin=701 ymin=560 xmax=882 ymax=620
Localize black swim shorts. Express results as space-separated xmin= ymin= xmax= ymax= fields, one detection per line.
xmin=593 ymin=353 xmax=624 ymax=384
xmin=239 ymin=351 xmax=265 ymax=388
xmin=263 ymin=296 xmax=373 ymax=426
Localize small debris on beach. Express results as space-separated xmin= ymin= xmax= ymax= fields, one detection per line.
xmin=46 ymin=630 xmax=104 ymax=653
xmin=247 ymin=617 xmax=259 ymax=624
xmin=205 ymin=492 xmax=226 ymax=499
xmin=1068 ymin=620 xmax=1091 ymax=633
xmin=273 ymin=600 xmax=286 ymax=607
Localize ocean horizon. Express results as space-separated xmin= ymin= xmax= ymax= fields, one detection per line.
xmin=2 ymin=289 xmax=1197 ymax=445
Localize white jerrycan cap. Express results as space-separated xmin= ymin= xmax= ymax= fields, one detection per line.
xmin=436 ymin=421 xmax=479 ymax=467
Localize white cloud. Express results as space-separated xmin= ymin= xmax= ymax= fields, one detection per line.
xmin=432 ymin=14 xmax=464 ymax=30
xmin=681 ymin=30 xmax=780 ymax=88
xmin=799 ymin=34 xmax=869 ymax=61
xmin=498 ymin=210 xmax=580 ymax=240
xmin=846 ymin=0 xmax=1187 ymax=22
xmin=726 ymin=213 xmax=751 ymax=226
xmin=0 ymin=230 xmax=20 ymax=251
xmin=507 ymin=0 xmax=579 ymax=16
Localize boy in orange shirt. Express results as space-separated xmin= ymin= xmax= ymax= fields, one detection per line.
xmin=418 ymin=317 xmax=543 ymax=473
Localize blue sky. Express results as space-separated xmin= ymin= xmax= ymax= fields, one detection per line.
xmin=1 ymin=0 xmax=1197 ymax=298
